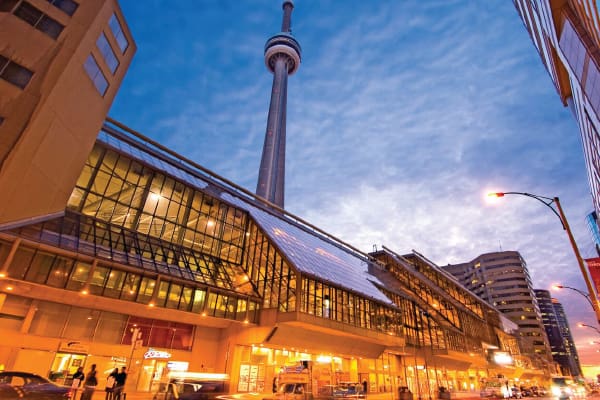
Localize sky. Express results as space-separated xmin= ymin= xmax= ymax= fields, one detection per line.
xmin=111 ymin=1 xmax=600 ymax=369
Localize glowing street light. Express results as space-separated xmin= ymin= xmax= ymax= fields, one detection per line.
xmin=552 ymin=284 xmax=595 ymax=310
xmin=578 ymin=322 xmax=600 ymax=336
xmin=487 ymin=191 xmax=600 ymax=323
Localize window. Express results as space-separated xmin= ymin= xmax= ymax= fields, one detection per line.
xmin=108 ymin=14 xmax=128 ymax=53
xmin=0 ymin=0 xmax=18 ymax=12
xmin=84 ymin=54 xmax=108 ymax=95
xmin=46 ymin=0 xmax=78 ymax=16
xmin=0 ymin=54 xmax=33 ymax=89
xmin=14 ymin=1 xmax=64 ymax=39
xmin=96 ymin=33 xmax=119 ymax=74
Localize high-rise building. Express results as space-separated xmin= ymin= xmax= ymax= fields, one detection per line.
xmin=0 ymin=1 xmax=547 ymax=397
xmin=444 ymin=251 xmax=553 ymax=372
xmin=512 ymin=1 xmax=600 ymax=233
xmin=586 ymin=211 xmax=600 ymax=256
xmin=0 ymin=0 xmax=135 ymax=226
xmin=534 ymin=289 xmax=567 ymax=374
xmin=552 ymin=296 xmax=582 ymax=377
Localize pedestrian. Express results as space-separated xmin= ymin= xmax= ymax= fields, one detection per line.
xmin=105 ymin=368 xmax=118 ymax=400
xmin=72 ymin=367 xmax=85 ymax=400
xmin=81 ymin=364 xmax=98 ymax=400
xmin=113 ymin=366 xmax=127 ymax=400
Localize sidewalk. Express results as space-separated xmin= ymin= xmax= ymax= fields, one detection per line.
xmin=85 ymin=391 xmax=153 ymax=400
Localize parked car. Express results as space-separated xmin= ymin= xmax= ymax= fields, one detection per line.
xmin=275 ymin=383 xmax=309 ymax=400
xmin=333 ymin=383 xmax=365 ymax=398
xmin=0 ymin=383 xmax=21 ymax=400
xmin=153 ymin=379 xmax=227 ymax=400
xmin=519 ymin=387 xmax=532 ymax=397
xmin=0 ymin=371 xmax=72 ymax=399
xmin=511 ymin=387 xmax=522 ymax=399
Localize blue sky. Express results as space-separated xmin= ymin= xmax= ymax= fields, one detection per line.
xmin=111 ymin=1 xmax=600 ymax=365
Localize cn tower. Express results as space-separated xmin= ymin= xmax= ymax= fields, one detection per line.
xmin=255 ymin=0 xmax=301 ymax=208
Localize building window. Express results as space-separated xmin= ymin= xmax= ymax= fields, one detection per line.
xmin=14 ymin=1 xmax=64 ymax=39
xmin=46 ymin=0 xmax=78 ymax=16
xmin=0 ymin=0 xmax=19 ymax=12
xmin=108 ymin=14 xmax=128 ymax=53
xmin=0 ymin=54 xmax=33 ymax=89
xmin=83 ymin=54 xmax=108 ymax=95
xmin=96 ymin=32 xmax=119 ymax=74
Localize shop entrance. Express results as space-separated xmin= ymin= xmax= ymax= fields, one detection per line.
xmin=49 ymin=352 xmax=87 ymax=385
xmin=139 ymin=359 xmax=169 ymax=393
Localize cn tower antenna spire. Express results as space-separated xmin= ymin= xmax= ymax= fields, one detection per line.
xmin=255 ymin=0 xmax=301 ymax=208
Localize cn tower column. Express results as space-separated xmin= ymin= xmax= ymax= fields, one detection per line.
xmin=257 ymin=55 xmax=289 ymax=206
xmin=255 ymin=0 xmax=301 ymax=209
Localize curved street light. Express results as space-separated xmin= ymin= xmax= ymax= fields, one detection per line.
xmin=578 ymin=322 xmax=600 ymax=336
xmin=488 ymin=191 xmax=600 ymax=323
xmin=552 ymin=284 xmax=595 ymax=310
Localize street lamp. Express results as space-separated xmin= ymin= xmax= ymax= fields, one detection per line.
xmin=488 ymin=191 xmax=600 ymax=323
xmin=552 ymin=284 xmax=595 ymax=310
xmin=578 ymin=322 xmax=600 ymax=336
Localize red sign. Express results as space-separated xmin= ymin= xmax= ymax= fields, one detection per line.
xmin=585 ymin=257 xmax=600 ymax=296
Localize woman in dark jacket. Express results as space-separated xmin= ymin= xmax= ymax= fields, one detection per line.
xmin=81 ymin=364 xmax=98 ymax=400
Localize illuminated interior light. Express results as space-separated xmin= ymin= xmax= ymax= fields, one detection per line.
xmin=316 ymin=355 xmax=331 ymax=363
xmin=81 ymin=290 xmax=88 ymax=295
xmin=149 ymin=192 xmax=161 ymax=201
xmin=148 ymin=302 xmax=155 ymax=307
xmin=6 ymin=286 xmax=13 ymax=291
xmin=0 ymin=272 xmax=5 ymax=278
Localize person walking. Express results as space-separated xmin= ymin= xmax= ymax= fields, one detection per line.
xmin=72 ymin=367 xmax=85 ymax=400
xmin=105 ymin=368 xmax=118 ymax=400
xmin=113 ymin=367 xmax=127 ymax=400
xmin=81 ymin=364 xmax=98 ymax=400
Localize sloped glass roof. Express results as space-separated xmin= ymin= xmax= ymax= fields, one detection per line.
xmin=223 ymin=193 xmax=392 ymax=304
xmin=99 ymin=121 xmax=393 ymax=305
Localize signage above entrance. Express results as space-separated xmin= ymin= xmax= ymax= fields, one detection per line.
xmin=58 ymin=341 xmax=89 ymax=354
xmin=144 ymin=348 xmax=172 ymax=359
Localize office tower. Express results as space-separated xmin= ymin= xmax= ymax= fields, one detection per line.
xmin=444 ymin=251 xmax=553 ymax=370
xmin=535 ymin=290 xmax=582 ymax=376
xmin=255 ymin=0 xmax=301 ymax=208
xmin=513 ymin=1 xmax=600 ymax=230
xmin=0 ymin=0 xmax=135 ymax=226
xmin=586 ymin=211 xmax=600 ymax=256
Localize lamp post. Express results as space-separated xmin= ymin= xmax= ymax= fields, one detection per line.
xmin=488 ymin=191 xmax=600 ymax=323
xmin=552 ymin=284 xmax=595 ymax=310
xmin=578 ymin=322 xmax=600 ymax=336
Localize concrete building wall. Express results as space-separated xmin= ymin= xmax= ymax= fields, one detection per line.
xmin=0 ymin=0 xmax=135 ymax=226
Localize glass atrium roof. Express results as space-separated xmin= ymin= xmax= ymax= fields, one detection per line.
xmin=99 ymin=121 xmax=393 ymax=305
